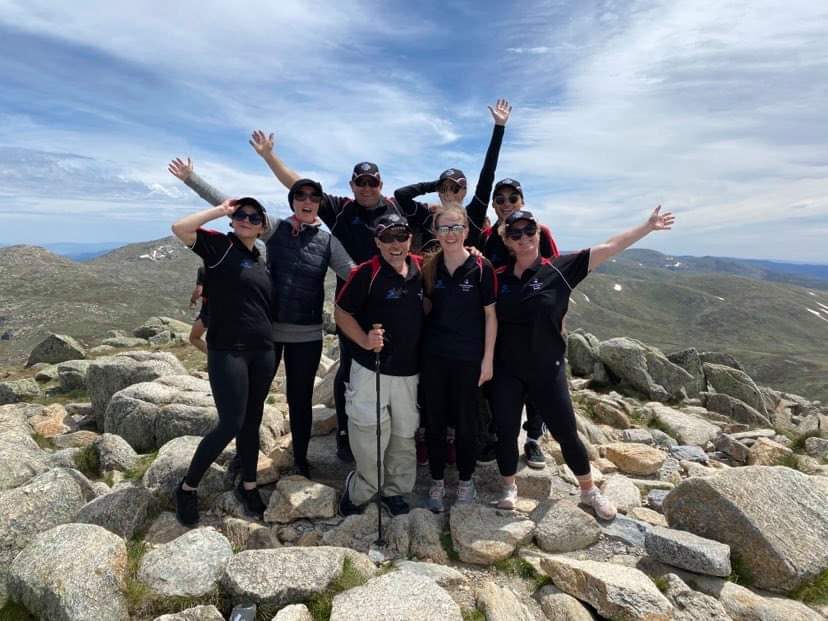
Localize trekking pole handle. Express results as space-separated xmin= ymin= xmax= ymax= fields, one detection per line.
xmin=371 ymin=323 xmax=383 ymax=353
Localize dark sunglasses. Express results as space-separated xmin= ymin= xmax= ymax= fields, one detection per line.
xmin=354 ymin=177 xmax=380 ymax=188
xmin=505 ymin=223 xmax=538 ymax=240
xmin=494 ymin=193 xmax=522 ymax=206
xmin=377 ymin=230 xmax=412 ymax=243
xmin=439 ymin=183 xmax=463 ymax=194
xmin=293 ymin=190 xmax=322 ymax=203
xmin=435 ymin=224 xmax=466 ymax=235
xmin=231 ymin=210 xmax=264 ymax=225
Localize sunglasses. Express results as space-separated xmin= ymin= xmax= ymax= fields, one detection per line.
xmin=377 ymin=230 xmax=412 ymax=243
xmin=505 ymin=223 xmax=538 ymax=240
xmin=231 ymin=210 xmax=264 ymax=225
xmin=435 ymin=224 xmax=466 ymax=235
xmin=494 ymin=193 xmax=522 ymax=206
xmin=439 ymin=183 xmax=463 ymax=194
xmin=294 ymin=190 xmax=322 ymax=203
xmin=354 ymin=177 xmax=380 ymax=188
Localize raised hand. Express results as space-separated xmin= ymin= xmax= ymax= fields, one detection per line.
xmin=647 ymin=205 xmax=675 ymax=231
xmin=488 ymin=99 xmax=512 ymax=126
xmin=168 ymin=157 xmax=193 ymax=181
xmin=249 ymin=130 xmax=275 ymax=157
xmin=217 ymin=198 xmax=239 ymax=217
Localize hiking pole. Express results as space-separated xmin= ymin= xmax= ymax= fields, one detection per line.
xmin=373 ymin=323 xmax=384 ymax=546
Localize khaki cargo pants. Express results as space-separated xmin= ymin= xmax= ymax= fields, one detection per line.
xmin=345 ymin=360 xmax=419 ymax=506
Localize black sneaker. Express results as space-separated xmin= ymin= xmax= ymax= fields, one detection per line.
xmin=339 ymin=471 xmax=363 ymax=517
xmin=477 ymin=441 xmax=498 ymax=465
xmin=381 ymin=495 xmax=410 ymax=516
xmin=336 ymin=433 xmax=355 ymax=463
xmin=234 ymin=482 xmax=267 ymax=517
xmin=524 ymin=441 xmax=546 ymax=470
xmin=175 ymin=480 xmax=199 ymax=526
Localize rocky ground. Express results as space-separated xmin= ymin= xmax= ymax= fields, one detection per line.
xmin=0 ymin=319 xmax=827 ymax=620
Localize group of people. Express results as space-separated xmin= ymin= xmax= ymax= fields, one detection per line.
xmin=169 ymin=100 xmax=675 ymax=527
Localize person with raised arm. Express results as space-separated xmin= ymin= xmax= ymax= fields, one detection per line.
xmin=490 ymin=207 xmax=675 ymax=515
xmin=168 ymin=158 xmax=355 ymax=479
xmin=170 ymin=196 xmax=275 ymax=526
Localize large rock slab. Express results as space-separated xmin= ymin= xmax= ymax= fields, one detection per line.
xmin=747 ymin=437 xmax=792 ymax=465
xmin=703 ymin=363 xmax=767 ymax=415
xmin=567 ymin=331 xmax=601 ymax=377
xmin=692 ymin=578 xmax=824 ymax=621
xmin=604 ymin=442 xmax=667 ymax=475
xmin=644 ymin=526 xmax=731 ymax=577
xmin=659 ymin=573 xmax=731 ymax=621
xmin=540 ymin=555 xmax=673 ymax=621
xmin=0 ymin=404 xmax=48 ymax=490
xmin=535 ymin=584 xmax=595 ymax=621
xmin=645 ymin=404 xmax=720 ymax=446
xmin=264 ymin=475 xmax=337 ymax=523
xmin=701 ymin=392 xmax=771 ymax=427
xmin=94 ymin=432 xmax=140 ymax=472
xmin=533 ymin=499 xmax=600 ymax=553
xmin=139 ymin=527 xmax=232 ymax=597
xmin=26 ymin=333 xmax=86 ymax=366
xmin=0 ymin=378 xmax=40 ymax=404
xmin=8 ymin=523 xmax=128 ymax=621
xmin=134 ymin=316 xmax=192 ymax=338
xmin=57 ymin=359 xmax=92 ymax=391
xmin=329 ymin=570 xmax=462 ymax=621
xmin=475 ymin=580 xmax=535 ymax=621
xmin=663 ymin=465 xmax=828 ymax=592
xmin=392 ymin=560 xmax=465 ymax=587
xmin=598 ymin=337 xmax=693 ymax=401
xmin=449 ymin=504 xmax=535 ymax=565
xmin=666 ymin=348 xmax=706 ymax=397
xmin=222 ymin=546 xmax=375 ymax=607
xmin=88 ymin=351 xmax=187 ymax=429
xmin=76 ymin=482 xmax=156 ymax=539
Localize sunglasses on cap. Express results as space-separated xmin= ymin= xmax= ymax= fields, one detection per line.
xmin=293 ymin=190 xmax=322 ymax=203
xmin=494 ymin=193 xmax=522 ymax=206
xmin=377 ymin=229 xmax=412 ymax=243
xmin=505 ymin=222 xmax=538 ymax=240
xmin=354 ymin=177 xmax=380 ymax=188
xmin=231 ymin=210 xmax=264 ymax=225
xmin=435 ymin=224 xmax=466 ymax=235
xmin=439 ymin=183 xmax=463 ymax=194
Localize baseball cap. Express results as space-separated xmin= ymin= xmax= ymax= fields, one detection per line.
xmin=438 ymin=168 xmax=467 ymax=188
xmin=493 ymin=178 xmax=524 ymax=197
xmin=232 ymin=197 xmax=269 ymax=230
xmin=352 ymin=161 xmax=381 ymax=181
xmin=505 ymin=209 xmax=536 ymax=230
xmin=288 ymin=178 xmax=323 ymax=208
xmin=373 ymin=213 xmax=411 ymax=237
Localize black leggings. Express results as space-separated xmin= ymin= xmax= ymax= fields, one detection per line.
xmin=422 ymin=355 xmax=480 ymax=481
xmin=185 ymin=348 xmax=276 ymax=487
xmin=275 ymin=339 xmax=324 ymax=466
xmin=490 ymin=360 xmax=589 ymax=477
xmin=333 ymin=335 xmax=352 ymax=437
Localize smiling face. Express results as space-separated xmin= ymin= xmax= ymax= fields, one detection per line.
xmin=374 ymin=227 xmax=411 ymax=269
xmin=492 ymin=185 xmax=525 ymax=221
xmin=503 ymin=219 xmax=539 ymax=262
xmin=350 ymin=176 xmax=383 ymax=208
xmin=230 ymin=206 xmax=265 ymax=241
xmin=433 ymin=208 xmax=468 ymax=254
xmin=291 ymin=184 xmax=322 ymax=224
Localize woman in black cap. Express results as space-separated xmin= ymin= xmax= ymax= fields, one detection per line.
xmin=171 ymin=195 xmax=276 ymax=526
xmin=169 ymin=159 xmax=355 ymax=481
xmin=490 ymin=206 xmax=675 ymax=516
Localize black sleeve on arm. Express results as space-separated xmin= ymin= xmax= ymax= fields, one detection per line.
xmin=552 ymin=249 xmax=591 ymax=290
xmin=318 ymin=193 xmax=347 ymax=229
xmin=394 ymin=181 xmax=439 ymax=215
xmin=335 ymin=264 xmax=371 ymax=315
xmin=191 ymin=229 xmax=232 ymax=266
xmin=467 ymin=124 xmax=505 ymax=234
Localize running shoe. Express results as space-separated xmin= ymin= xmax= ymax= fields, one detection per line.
xmin=338 ymin=471 xmax=363 ymax=517
xmin=494 ymin=483 xmax=518 ymax=510
xmin=427 ymin=480 xmax=445 ymax=513
xmin=456 ymin=479 xmax=477 ymax=504
xmin=336 ymin=433 xmax=355 ymax=464
xmin=175 ymin=480 xmax=199 ymax=526
xmin=476 ymin=441 xmax=498 ymax=465
xmin=524 ymin=441 xmax=546 ymax=470
xmin=234 ymin=481 xmax=267 ymax=517
xmin=580 ymin=487 xmax=617 ymax=521
xmin=381 ymin=495 xmax=410 ymax=516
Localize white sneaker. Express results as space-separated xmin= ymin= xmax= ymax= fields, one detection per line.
xmin=581 ymin=488 xmax=617 ymax=520
xmin=428 ymin=480 xmax=445 ymax=513
xmin=456 ymin=479 xmax=477 ymax=504
xmin=494 ymin=483 xmax=518 ymax=510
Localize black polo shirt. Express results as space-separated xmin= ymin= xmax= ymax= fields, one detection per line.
xmin=190 ymin=229 xmax=273 ymax=350
xmin=335 ymin=254 xmax=424 ymax=376
xmin=495 ymin=250 xmax=590 ymax=372
xmin=424 ymin=254 xmax=497 ymax=362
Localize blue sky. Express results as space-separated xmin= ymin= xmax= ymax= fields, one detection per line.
xmin=1 ymin=0 xmax=827 ymax=261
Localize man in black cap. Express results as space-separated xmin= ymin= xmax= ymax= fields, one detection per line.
xmin=249 ymin=134 xmax=434 ymax=463
xmin=333 ymin=213 xmax=424 ymax=516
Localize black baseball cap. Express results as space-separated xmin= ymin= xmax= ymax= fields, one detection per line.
xmin=288 ymin=178 xmax=323 ymax=210
xmin=505 ymin=209 xmax=536 ymax=230
xmin=233 ymin=197 xmax=269 ymax=230
xmin=494 ymin=178 xmax=524 ymax=197
xmin=373 ymin=213 xmax=411 ymax=237
xmin=352 ymin=161 xmax=381 ymax=181
xmin=438 ymin=168 xmax=467 ymax=188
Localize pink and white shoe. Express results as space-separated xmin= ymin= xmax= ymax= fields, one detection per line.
xmin=580 ymin=488 xmax=617 ymax=521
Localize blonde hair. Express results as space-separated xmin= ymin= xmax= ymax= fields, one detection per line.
xmin=422 ymin=206 xmax=469 ymax=296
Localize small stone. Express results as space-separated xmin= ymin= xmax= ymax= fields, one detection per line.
xmin=264 ymin=476 xmax=337 ymax=523
xmin=645 ymin=525 xmax=731 ymax=577
xmin=273 ymin=604 xmax=313 ymax=621
xmin=476 ymin=580 xmax=535 ymax=621
xmin=647 ymin=489 xmax=670 ymax=511
xmin=747 ymin=437 xmax=793 ymax=465
xmin=449 ymin=504 xmax=534 ymax=565
xmin=669 ymin=445 xmax=709 ymax=463
xmin=804 ymin=436 xmax=828 ymax=460
xmin=29 ymin=403 xmax=69 ymax=437
xmin=0 ymin=378 xmax=40 ymax=405
xmin=393 ymin=560 xmax=465 ymax=586
xmin=154 ymin=605 xmax=226 ymax=620
xmin=26 ymin=334 xmax=86 ymax=366
xmin=660 ymin=573 xmax=731 ymax=621
xmin=628 ymin=507 xmax=668 ymax=527
xmin=623 ymin=428 xmax=655 ymax=444
xmin=714 ymin=434 xmax=750 ymax=463
xmin=601 ymin=474 xmax=642 ymax=514
xmin=598 ymin=514 xmax=652 ymax=547
xmin=535 ymin=584 xmax=594 ymax=621
xmin=533 ymin=499 xmax=601 ymax=553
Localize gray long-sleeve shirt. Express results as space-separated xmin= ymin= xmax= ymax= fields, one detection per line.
xmin=183 ymin=172 xmax=355 ymax=342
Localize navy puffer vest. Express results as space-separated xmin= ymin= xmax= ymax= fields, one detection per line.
xmin=266 ymin=221 xmax=331 ymax=324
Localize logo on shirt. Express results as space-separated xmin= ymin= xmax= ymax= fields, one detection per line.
xmin=529 ymin=278 xmax=542 ymax=291
xmin=240 ymin=259 xmax=256 ymax=269
xmin=351 ymin=216 xmax=362 ymax=225
xmin=385 ymin=287 xmax=405 ymax=300
xmin=500 ymin=284 xmax=511 ymax=294
xmin=434 ymin=279 xmax=446 ymax=289
xmin=458 ymin=278 xmax=474 ymax=293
